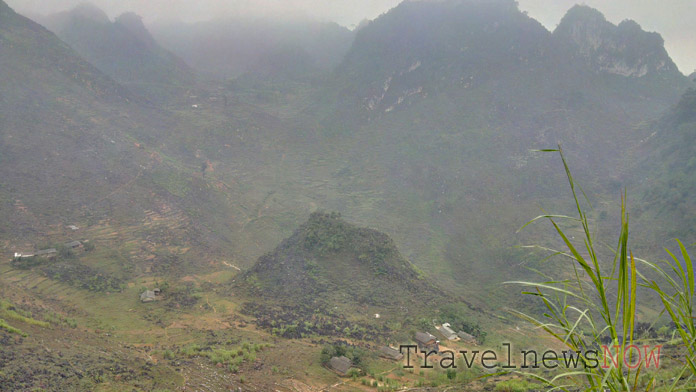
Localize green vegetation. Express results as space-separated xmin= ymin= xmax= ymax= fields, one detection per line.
xmin=1 ymin=0 xmax=695 ymax=389
xmin=0 ymin=318 xmax=26 ymax=336
xmin=0 ymin=300 xmax=49 ymax=328
xmin=319 ymin=343 xmax=369 ymax=368
xmin=495 ymin=379 xmax=538 ymax=392
xmin=176 ymin=341 xmax=271 ymax=372
xmin=438 ymin=303 xmax=487 ymax=343
xmin=41 ymin=262 xmax=123 ymax=292
xmin=240 ymin=211 xmax=441 ymax=309
xmin=510 ymin=148 xmax=696 ymax=391
xmin=633 ymin=88 xmax=696 ymax=241
xmin=11 ymin=256 xmax=48 ymax=270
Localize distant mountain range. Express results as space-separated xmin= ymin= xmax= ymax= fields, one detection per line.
xmin=2 ymin=0 xmax=696 ymax=388
xmin=149 ymin=16 xmax=355 ymax=80
xmin=308 ymin=0 xmax=692 ymax=293
xmin=4 ymin=0 xmax=692 ymax=297
xmin=37 ymin=3 xmax=195 ymax=102
xmin=0 ymin=0 xmax=231 ymax=259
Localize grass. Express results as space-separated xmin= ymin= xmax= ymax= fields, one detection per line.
xmin=0 ymin=299 xmax=49 ymax=328
xmin=508 ymin=146 xmax=696 ymax=391
xmin=176 ymin=341 xmax=272 ymax=371
xmin=495 ymin=378 xmax=539 ymax=392
xmin=0 ymin=318 xmax=26 ymax=336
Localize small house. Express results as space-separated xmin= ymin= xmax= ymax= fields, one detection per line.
xmin=329 ymin=356 xmax=353 ymax=376
xmin=67 ymin=225 xmax=79 ymax=231
xmin=437 ymin=323 xmax=458 ymax=340
xmin=36 ymin=248 xmax=57 ymax=257
xmin=379 ymin=346 xmax=404 ymax=361
xmin=65 ymin=241 xmax=82 ymax=249
xmin=457 ymin=331 xmax=476 ymax=344
xmin=415 ymin=332 xmax=439 ymax=353
xmin=140 ymin=290 xmax=157 ymax=303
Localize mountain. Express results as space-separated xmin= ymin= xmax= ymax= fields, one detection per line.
xmin=306 ymin=0 xmax=691 ymax=299
xmin=325 ymin=0 xmax=686 ymax=130
xmin=150 ymin=16 xmax=354 ymax=80
xmin=239 ymin=212 xmax=440 ymax=307
xmin=4 ymin=0 xmax=696 ymax=388
xmin=0 ymin=2 xmax=216 ymax=389
xmin=630 ymin=88 xmax=696 ymax=244
xmin=0 ymin=0 xmax=243 ymax=268
xmin=234 ymin=212 xmax=472 ymax=342
xmin=554 ymin=5 xmax=681 ymax=79
xmin=39 ymin=3 xmax=194 ymax=103
xmin=0 ymin=0 xmax=139 ymax=237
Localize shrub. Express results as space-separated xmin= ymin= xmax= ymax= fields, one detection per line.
xmin=510 ymin=147 xmax=696 ymax=391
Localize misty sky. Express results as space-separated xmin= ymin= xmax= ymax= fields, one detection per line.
xmin=7 ymin=0 xmax=696 ymax=73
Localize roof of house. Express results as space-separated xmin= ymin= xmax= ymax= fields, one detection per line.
xmin=379 ymin=346 xmax=404 ymax=360
xmin=415 ymin=332 xmax=437 ymax=344
xmin=36 ymin=248 xmax=57 ymax=256
xmin=437 ymin=324 xmax=457 ymax=340
xmin=329 ymin=356 xmax=352 ymax=375
xmin=140 ymin=290 xmax=156 ymax=301
xmin=65 ymin=241 xmax=82 ymax=248
xmin=458 ymin=331 xmax=475 ymax=341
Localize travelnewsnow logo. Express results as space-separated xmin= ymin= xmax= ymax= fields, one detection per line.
xmin=399 ymin=343 xmax=662 ymax=370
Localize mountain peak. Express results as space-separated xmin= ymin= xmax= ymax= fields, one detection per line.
xmin=69 ymin=2 xmax=110 ymax=24
xmin=559 ymin=4 xmax=607 ymax=25
xmin=114 ymin=12 xmax=156 ymax=48
xmin=554 ymin=5 xmax=678 ymax=78
xmin=240 ymin=212 xmax=438 ymax=306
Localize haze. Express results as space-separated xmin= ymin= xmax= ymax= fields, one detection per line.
xmin=6 ymin=0 xmax=696 ymax=72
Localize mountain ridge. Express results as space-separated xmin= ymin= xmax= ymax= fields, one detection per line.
xmin=554 ymin=4 xmax=682 ymax=79
xmin=149 ymin=16 xmax=354 ymax=79
xmin=38 ymin=3 xmax=195 ymax=103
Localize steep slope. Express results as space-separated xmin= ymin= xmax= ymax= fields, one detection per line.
xmin=150 ymin=16 xmax=354 ymax=80
xmin=307 ymin=0 xmax=690 ymax=299
xmin=240 ymin=212 xmax=440 ymax=307
xmin=0 ymin=0 xmax=143 ymax=235
xmin=0 ymin=0 xmax=238 ymax=266
xmin=630 ymin=88 xmax=696 ymax=244
xmin=39 ymin=3 xmax=194 ymax=103
xmin=325 ymin=0 xmax=686 ymax=138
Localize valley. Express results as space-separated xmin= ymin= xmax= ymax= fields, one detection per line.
xmin=1 ymin=0 xmax=696 ymax=390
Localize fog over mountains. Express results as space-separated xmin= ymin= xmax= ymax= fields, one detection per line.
xmin=1 ymin=0 xmax=695 ymax=390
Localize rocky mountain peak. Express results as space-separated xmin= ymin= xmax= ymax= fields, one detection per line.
xmin=554 ymin=5 xmax=679 ymax=78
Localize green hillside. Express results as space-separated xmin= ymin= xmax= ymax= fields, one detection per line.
xmin=630 ymin=88 xmax=696 ymax=244
xmin=295 ymin=0 xmax=690 ymax=303
xmin=2 ymin=0 xmax=696 ymax=389
xmin=240 ymin=212 xmax=440 ymax=306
